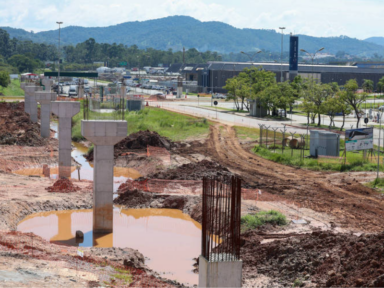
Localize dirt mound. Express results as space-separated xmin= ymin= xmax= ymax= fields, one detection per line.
xmin=86 ymin=130 xmax=175 ymax=161
xmin=148 ymin=95 xmax=166 ymax=101
xmin=0 ymin=102 xmax=47 ymax=146
xmin=241 ymin=230 xmax=384 ymax=287
xmin=114 ymin=189 xmax=153 ymax=207
xmin=45 ymin=178 xmax=81 ymax=193
xmin=147 ymin=160 xmax=252 ymax=187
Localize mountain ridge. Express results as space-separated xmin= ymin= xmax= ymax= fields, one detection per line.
xmin=1 ymin=15 xmax=382 ymax=56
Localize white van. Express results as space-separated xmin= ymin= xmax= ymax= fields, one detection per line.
xmin=68 ymin=85 xmax=78 ymax=97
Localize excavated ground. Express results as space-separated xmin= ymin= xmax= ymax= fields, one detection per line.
xmin=241 ymin=229 xmax=384 ymax=287
xmin=177 ymin=124 xmax=384 ymax=233
xmin=86 ymin=130 xmax=176 ymax=161
xmin=0 ymin=102 xmax=47 ymax=146
xmin=4 ymin=108 xmax=384 ymax=287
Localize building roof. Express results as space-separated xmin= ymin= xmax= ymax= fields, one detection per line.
xmin=207 ymin=61 xmax=384 ymax=74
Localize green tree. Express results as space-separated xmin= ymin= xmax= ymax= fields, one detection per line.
xmin=377 ymin=77 xmax=384 ymax=95
xmin=0 ymin=71 xmax=10 ymax=88
xmin=362 ymin=79 xmax=374 ymax=93
xmin=8 ymin=54 xmax=40 ymax=73
xmin=260 ymin=81 xmax=295 ymax=116
xmin=224 ymin=77 xmax=245 ymax=111
xmin=343 ymin=79 xmax=367 ymax=128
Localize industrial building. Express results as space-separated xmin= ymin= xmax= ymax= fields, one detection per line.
xmin=167 ymin=61 xmax=384 ymax=94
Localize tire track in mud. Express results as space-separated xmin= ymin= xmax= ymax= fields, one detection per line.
xmin=198 ymin=124 xmax=384 ymax=232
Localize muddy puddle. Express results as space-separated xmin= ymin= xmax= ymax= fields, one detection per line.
xmin=17 ymin=208 xmax=205 ymax=285
xmin=13 ymin=122 xmax=141 ymax=192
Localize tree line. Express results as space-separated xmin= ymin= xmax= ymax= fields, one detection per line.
xmin=0 ymin=28 xmax=223 ymax=74
xmin=224 ymin=67 xmax=384 ymax=129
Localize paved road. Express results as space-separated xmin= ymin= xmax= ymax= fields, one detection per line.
xmin=150 ymin=99 xmax=384 ymax=146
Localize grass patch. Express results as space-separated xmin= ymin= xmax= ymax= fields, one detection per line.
xmin=0 ymin=79 xmax=24 ymax=96
xmin=241 ymin=210 xmax=287 ymax=230
xmin=71 ymin=105 xmax=211 ymax=142
xmin=302 ymin=123 xmax=345 ymax=132
xmin=253 ymin=145 xmax=383 ymax=172
xmin=111 ymin=267 xmax=132 ymax=285
xmin=367 ymin=178 xmax=384 ymax=190
xmin=234 ymin=126 xmax=302 ymax=142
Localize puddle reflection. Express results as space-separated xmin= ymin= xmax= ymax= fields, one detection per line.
xmin=18 ymin=208 xmax=204 ymax=285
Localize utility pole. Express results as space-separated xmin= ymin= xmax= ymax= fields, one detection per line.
xmin=137 ymin=56 xmax=140 ymax=84
xmin=56 ymin=21 xmax=63 ymax=94
xmin=279 ymin=27 xmax=285 ymax=82
xmin=183 ymin=47 xmax=185 ymax=65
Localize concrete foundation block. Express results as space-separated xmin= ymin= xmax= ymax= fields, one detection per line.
xmin=199 ymin=255 xmax=242 ymax=288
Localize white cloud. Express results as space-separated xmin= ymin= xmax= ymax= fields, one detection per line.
xmin=0 ymin=0 xmax=382 ymax=39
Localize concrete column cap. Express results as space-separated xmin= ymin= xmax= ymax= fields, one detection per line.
xmin=81 ymin=120 xmax=127 ymax=145
xmin=34 ymin=91 xmax=57 ymax=102
xmin=51 ymin=101 xmax=80 ymax=117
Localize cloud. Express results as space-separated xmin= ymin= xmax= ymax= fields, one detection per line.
xmin=0 ymin=0 xmax=382 ymax=39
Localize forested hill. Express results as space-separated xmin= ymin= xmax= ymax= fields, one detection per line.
xmin=365 ymin=37 xmax=384 ymax=46
xmin=1 ymin=16 xmax=382 ymax=56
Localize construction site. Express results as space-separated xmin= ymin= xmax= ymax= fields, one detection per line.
xmin=1 ymin=76 xmax=384 ymax=288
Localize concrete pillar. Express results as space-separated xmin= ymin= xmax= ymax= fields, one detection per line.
xmin=24 ymin=85 xmax=42 ymax=119
xmin=42 ymin=78 xmax=54 ymax=92
xmin=199 ymin=255 xmax=242 ymax=287
xmin=33 ymin=92 xmax=57 ymax=138
xmin=81 ymin=120 xmax=127 ymax=233
xmin=51 ymin=101 xmax=81 ymax=178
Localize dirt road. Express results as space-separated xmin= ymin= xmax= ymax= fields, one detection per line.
xmin=179 ymin=124 xmax=384 ymax=232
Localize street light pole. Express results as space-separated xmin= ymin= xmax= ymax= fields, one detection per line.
xmin=241 ymin=51 xmax=263 ymax=114
xmin=137 ymin=56 xmax=140 ymax=85
xmin=300 ymin=47 xmax=325 ymax=124
xmin=56 ymin=21 xmax=63 ymax=94
xmin=300 ymin=47 xmax=325 ymax=83
xmin=279 ymin=27 xmax=285 ymax=82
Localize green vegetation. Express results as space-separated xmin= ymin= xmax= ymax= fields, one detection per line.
xmin=71 ymin=106 xmax=210 ymax=142
xmin=293 ymin=278 xmax=304 ymax=287
xmin=241 ymin=210 xmax=287 ymax=230
xmin=0 ymin=79 xmax=24 ymax=96
xmin=111 ymin=268 xmax=132 ymax=285
xmin=302 ymin=123 xmax=346 ymax=132
xmin=367 ymin=178 xmax=384 ymax=190
xmin=253 ymin=145 xmax=381 ymax=172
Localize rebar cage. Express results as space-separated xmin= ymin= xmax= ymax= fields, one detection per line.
xmin=83 ymin=93 xmax=126 ymax=121
xmin=202 ymin=176 xmax=241 ymax=262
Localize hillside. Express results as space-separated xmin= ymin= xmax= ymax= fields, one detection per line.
xmin=1 ymin=16 xmax=382 ymax=56
xmin=365 ymin=37 xmax=384 ymax=46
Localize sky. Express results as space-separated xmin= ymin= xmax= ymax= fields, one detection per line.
xmin=0 ymin=0 xmax=382 ymax=40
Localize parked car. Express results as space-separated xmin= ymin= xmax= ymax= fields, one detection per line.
xmin=212 ymin=93 xmax=226 ymax=99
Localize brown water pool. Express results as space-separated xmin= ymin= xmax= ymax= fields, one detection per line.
xmin=17 ymin=208 xmax=205 ymax=285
